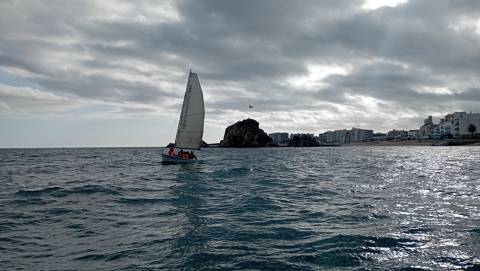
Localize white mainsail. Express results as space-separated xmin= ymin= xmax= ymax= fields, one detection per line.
xmin=174 ymin=71 xmax=205 ymax=149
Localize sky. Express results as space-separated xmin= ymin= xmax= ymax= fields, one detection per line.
xmin=1 ymin=0 xmax=480 ymax=147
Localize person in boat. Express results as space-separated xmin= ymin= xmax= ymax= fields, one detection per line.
xmin=168 ymin=147 xmax=175 ymax=156
xmin=190 ymin=151 xmax=197 ymax=160
xmin=178 ymin=149 xmax=184 ymax=158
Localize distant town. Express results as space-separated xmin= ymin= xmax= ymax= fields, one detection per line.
xmin=269 ymin=111 xmax=480 ymax=146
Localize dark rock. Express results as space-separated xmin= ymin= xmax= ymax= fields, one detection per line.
xmin=220 ymin=119 xmax=273 ymax=147
xmin=288 ymin=134 xmax=320 ymax=147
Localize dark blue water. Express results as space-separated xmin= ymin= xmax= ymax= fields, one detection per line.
xmin=1 ymin=147 xmax=479 ymax=270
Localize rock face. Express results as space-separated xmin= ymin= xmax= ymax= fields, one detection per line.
xmin=288 ymin=134 xmax=319 ymax=147
xmin=220 ymin=119 xmax=273 ymax=147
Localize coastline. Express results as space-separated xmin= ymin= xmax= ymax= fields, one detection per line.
xmin=345 ymin=139 xmax=480 ymax=146
xmin=207 ymin=139 xmax=480 ymax=147
xmin=347 ymin=140 xmax=435 ymax=146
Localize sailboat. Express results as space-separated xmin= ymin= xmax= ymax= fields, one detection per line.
xmin=161 ymin=70 xmax=205 ymax=164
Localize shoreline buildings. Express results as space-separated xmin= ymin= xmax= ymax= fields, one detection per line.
xmin=268 ymin=111 xmax=479 ymax=145
xmin=422 ymin=112 xmax=480 ymax=139
xmin=420 ymin=116 xmax=434 ymax=139
xmin=269 ymin=132 xmax=289 ymax=146
xmin=320 ymin=128 xmax=373 ymax=144
xmin=438 ymin=112 xmax=480 ymax=139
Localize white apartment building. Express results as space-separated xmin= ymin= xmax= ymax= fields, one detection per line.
xmin=325 ymin=131 xmax=336 ymax=143
xmin=320 ymin=128 xmax=373 ymax=144
xmin=351 ymin=128 xmax=373 ymax=142
xmin=428 ymin=112 xmax=480 ymax=138
xmin=453 ymin=112 xmax=480 ymax=138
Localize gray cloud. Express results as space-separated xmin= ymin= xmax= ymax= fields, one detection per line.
xmin=1 ymin=0 xmax=480 ymax=136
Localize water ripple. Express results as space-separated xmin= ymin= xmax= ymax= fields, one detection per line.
xmin=0 ymin=146 xmax=479 ymax=270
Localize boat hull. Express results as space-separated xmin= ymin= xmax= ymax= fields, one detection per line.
xmin=161 ymin=154 xmax=197 ymax=164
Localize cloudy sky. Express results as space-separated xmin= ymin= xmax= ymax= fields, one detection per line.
xmin=1 ymin=0 xmax=480 ymax=147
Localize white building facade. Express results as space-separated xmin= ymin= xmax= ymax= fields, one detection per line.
xmin=320 ymin=128 xmax=373 ymax=144
xmin=421 ymin=112 xmax=480 ymax=139
xmin=453 ymin=112 xmax=480 ymax=138
xmin=351 ymin=128 xmax=374 ymax=142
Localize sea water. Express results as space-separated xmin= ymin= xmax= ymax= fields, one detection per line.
xmin=0 ymin=147 xmax=479 ymax=270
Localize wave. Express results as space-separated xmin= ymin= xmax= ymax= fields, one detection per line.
xmin=15 ymin=187 xmax=62 ymax=197
xmin=36 ymin=207 xmax=79 ymax=216
xmin=2 ymin=147 xmax=480 ymax=270
xmin=299 ymin=234 xmax=418 ymax=253
xmin=210 ymin=167 xmax=252 ymax=178
xmin=8 ymin=198 xmax=55 ymax=206
xmin=116 ymin=197 xmax=169 ymax=205
xmin=393 ymin=267 xmax=430 ymax=271
xmin=403 ymin=227 xmax=432 ymax=234
xmin=288 ymin=251 xmax=365 ymax=268
xmin=65 ymin=184 xmax=122 ymax=196
xmin=75 ymin=249 xmax=146 ymax=262
xmin=14 ymin=184 xmax=122 ymax=198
